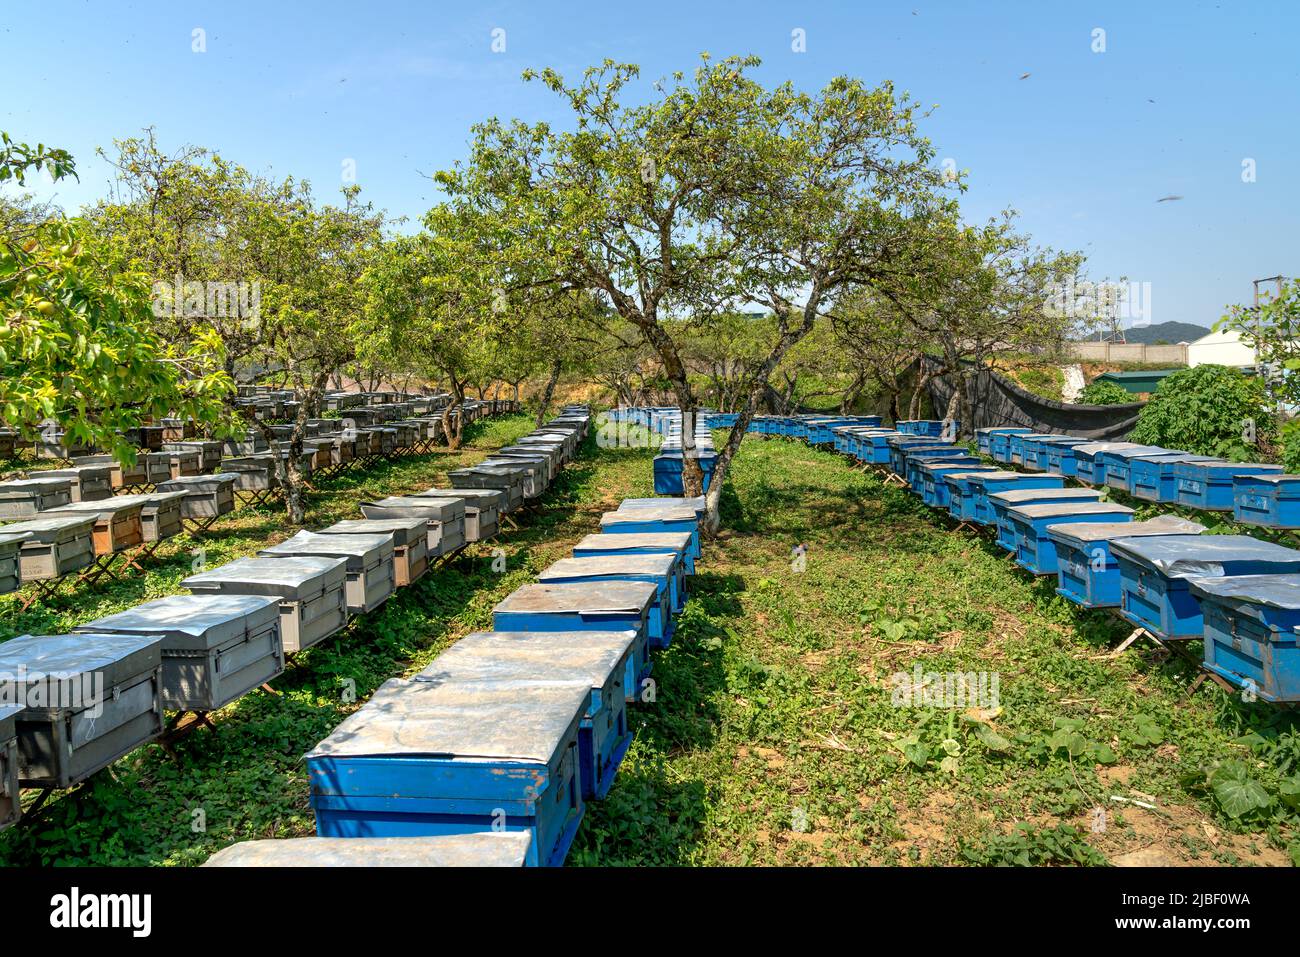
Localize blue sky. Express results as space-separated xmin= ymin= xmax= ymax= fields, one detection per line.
xmin=2 ymin=0 xmax=1296 ymax=329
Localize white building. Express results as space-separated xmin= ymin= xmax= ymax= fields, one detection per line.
xmin=1186 ymin=328 xmax=1257 ymax=369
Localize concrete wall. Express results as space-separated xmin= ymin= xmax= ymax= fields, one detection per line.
xmin=1067 ymin=341 xmax=1188 ymax=364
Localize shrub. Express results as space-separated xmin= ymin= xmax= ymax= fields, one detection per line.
xmin=1077 ymin=378 xmax=1133 ymax=406
xmin=1129 ymin=364 xmax=1274 ymax=460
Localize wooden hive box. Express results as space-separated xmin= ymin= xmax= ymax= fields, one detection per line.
xmin=72 ymin=454 xmax=148 ymax=488
xmin=156 ymin=473 xmax=238 ymax=519
xmin=319 ymin=518 xmax=428 ymax=587
xmin=183 ymin=555 xmax=349 ymax=653
xmin=163 ymin=440 xmax=223 ymax=472
xmin=306 ymin=678 xmax=587 ymax=867
xmin=111 ymin=491 xmax=186 ymax=542
xmin=80 ymin=593 xmax=284 ymax=712
xmin=41 ymin=499 xmax=144 ymax=555
xmin=5 ymin=515 xmax=96 ymax=580
xmin=0 ymin=633 xmax=163 ymax=789
xmin=0 ymin=706 xmax=20 ymax=832
xmin=40 ymin=465 xmax=115 ymax=503
xmin=260 ymin=530 xmax=395 ymax=615
xmin=0 ymin=530 xmax=31 ymax=595
xmin=0 ymin=478 xmax=73 ymax=518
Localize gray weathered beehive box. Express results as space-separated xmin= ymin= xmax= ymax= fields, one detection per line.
xmin=360 ymin=496 xmax=466 ymax=555
xmin=0 ymin=530 xmax=30 ymax=594
xmin=40 ymin=466 xmax=115 ymax=503
xmin=143 ymin=451 xmax=175 ymax=485
xmin=111 ymin=491 xmax=186 ymax=542
xmin=222 ymin=430 xmax=269 ymax=456
xmin=72 ymin=454 xmax=148 ymax=488
xmin=163 ymin=440 xmax=223 ymax=472
xmin=480 ymin=457 xmax=546 ymax=498
xmin=448 ymin=464 xmax=526 ymax=512
xmin=79 ymin=593 xmax=284 ymax=712
xmin=0 ymin=705 xmax=20 ymax=831
xmin=319 ymin=517 xmax=429 ymax=586
xmin=219 ymin=456 xmax=278 ymax=491
xmin=494 ymin=447 xmax=560 ymax=483
xmin=156 ymin=473 xmax=238 ymax=519
xmin=0 ymin=477 xmax=73 ymax=518
xmin=41 ymin=499 xmax=144 ymax=555
xmin=3 ymin=515 xmax=96 ymax=580
xmin=260 ymin=530 xmax=395 ymax=614
xmin=183 ymin=555 xmax=349 ymax=653
xmin=410 ymin=490 xmax=496 ymax=543
xmin=0 ymin=633 xmax=163 ymax=789
xmin=203 ymin=832 xmax=532 ymax=867
xmin=165 ymin=448 xmax=203 ymax=479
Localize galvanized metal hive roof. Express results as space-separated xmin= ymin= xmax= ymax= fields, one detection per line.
xmin=1109 ymin=534 xmax=1300 ymax=577
xmin=307 ymin=677 xmax=589 ymax=764
xmin=183 ymin=554 xmax=348 ymax=597
xmin=1186 ymin=573 xmax=1300 ymax=610
xmin=1046 ymin=517 xmax=1206 ymax=546
xmin=204 ymin=832 xmax=532 ymax=867
xmin=540 ymin=554 xmax=677 ymax=579
xmin=494 ymin=581 xmax=657 ymax=615
xmin=80 ymin=593 xmax=281 ymax=651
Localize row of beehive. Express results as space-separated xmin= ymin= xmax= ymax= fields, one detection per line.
xmin=0 ymin=404 xmax=550 ymax=836
xmin=204 ymin=412 xmax=709 ymax=867
xmin=0 ymin=400 xmax=517 ymax=599
xmin=801 ymin=417 xmax=1300 ymax=706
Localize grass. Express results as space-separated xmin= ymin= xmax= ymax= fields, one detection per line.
xmin=4 ymin=421 xmax=1299 ymax=866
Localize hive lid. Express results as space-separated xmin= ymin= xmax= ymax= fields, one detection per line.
xmin=1072 ymin=442 xmax=1141 ymax=458
xmin=1109 ymin=534 xmax=1300 ymax=577
xmin=0 ymin=529 xmax=32 ymax=548
xmin=600 ymin=506 xmax=699 ymax=526
xmin=0 ymin=515 xmax=96 ymax=540
xmin=1102 ymin=445 xmax=1176 ymax=461
xmin=573 ymin=532 xmax=691 ymax=552
xmin=540 ymin=554 xmax=677 ymax=580
xmin=157 ymin=474 xmax=239 ymax=492
xmin=204 ymin=833 xmax=533 ymax=868
xmin=109 ymin=491 xmax=189 ymax=509
xmin=319 ymin=518 xmax=426 ymax=548
xmin=1186 ymin=574 xmax=1300 ymax=611
xmin=1008 ymin=501 xmax=1134 ymax=519
xmin=79 ymin=593 xmax=281 ymax=651
xmin=416 ymin=630 xmax=636 ymax=690
xmin=989 ymin=487 xmax=1101 ymax=505
xmin=966 ymin=471 xmax=1038 ymax=484
xmin=417 ymin=487 xmax=505 ymax=508
xmin=182 ymin=554 xmax=348 ymax=597
xmin=494 ymin=581 xmax=656 ymax=616
xmin=1189 ymin=462 xmax=1283 ymax=474
xmin=362 ymin=496 xmax=464 ymax=521
xmin=41 ymin=499 xmax=145 ymax=520
xmin=1231 ymin=473 xmax=1300 ymax=486
xmin=0 ymin=477 xmax=72 ymax=495
xmin=619 ymin=496 xmax=706 ymax=513
xmin=0 ymin=633 xmax=162 ymax=699
xmin=260 ymin=530 xmax=392 ymax=566
xmin=1046 ymin=517 xmax=1206 ymax=546
xmin=306 ymin=677 xmax=589 ymax=764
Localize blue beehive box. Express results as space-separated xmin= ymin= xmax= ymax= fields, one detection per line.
xmin=1232 ymin=474 xmax=1300 ymax=528
xmin=863 ymin=431 xmax=904 ymax=465
xmin=988 ymin=429 xmax=1033 ymax=464
xmin=886 ymin=437 xmax=944 ymax=475
xmin=600 ymin=504 xmax=701 ymax=560
xmin=1071 ymin=443 xmax=1142 ymax=486
xmin=1041 ymin=436 xmax=1092 ymax=476
xmin=652 ymin=450 xmax=717 ymax=495
xmin=1175 ymin=462 xmax=1284 ymax=512
xmin=1099 ymin=445 xmax=1176 ymax=492
xmin=307 ymin=678 xmax=588 ymax=867
xmin=978 ymin=427 xmax=1031 ymax=456
xmin=1007 ymin=432 xmax=1056 ymax=467
xmin=916 ymin=459 xmax=988 ymax=507
xmin=1127 ymin=454 xmax=1221 ymax=503
xmin=903 ymin=447 xmax=968 ymax=490
xmin=1017 ymin=435 xmax=1063 ymax=472
xmin=967 ymin=472 xmax=1067 ymax=526
xmin=539 ymin=555 xmax=678 ymax=647
xmin=414 ymin=630 xmax=636 ymax=799
xmin=1048 ymin=517 xmax=1206 ymax=608
xmin=988 ymin=488 xmax=1102 ymax=552
xmin=1008 ymin=501 xmax=1135 ymax=575
xmin=896 ymin=419 xmax=949 ymax=438
xmin=1189 ymin=575 xmax=1300 ymax=702
xmin=943 ymin=471 xmax=1001 ymax=521
xmin=619 ymin=496 xmax=706 ymax=519
xmin=1111 ymin=535 xmax=1300 ymax=641
xmin=492 ymin=582 xmax=655 ymax=701
xmin=573 ymin=530 xmax=693 ymax=591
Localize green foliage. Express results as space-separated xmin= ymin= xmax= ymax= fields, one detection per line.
xmin=1077 ymin=378 xmax=1133 ymax=406
xmin=1219 ymin=278 xmax=1300 ymax=407
xmin=1280 ymin=420 xmax=1300 ymax=473
xmin=1129 ymin=364 xmax=1274 ymax=459
xmin=960 ymin=824 xmax=1109 ymax=866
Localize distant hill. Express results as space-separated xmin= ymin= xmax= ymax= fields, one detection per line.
xmin=1116 ymin=321 xmax=1210 ymax=345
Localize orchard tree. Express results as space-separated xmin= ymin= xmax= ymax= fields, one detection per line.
xmin=437 ymin=55 xmax=951 ymax=528
xmin=1220 ymin=278 xmax=1300 ymax=406
xmin=0 ymin=134 xmax=232 ymax=461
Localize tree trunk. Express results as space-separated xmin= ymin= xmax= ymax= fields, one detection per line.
xmin=535 ymin=359 xmax=562 ymax=428
xmin=440 ymin=375 xmax=466 ymax=451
